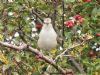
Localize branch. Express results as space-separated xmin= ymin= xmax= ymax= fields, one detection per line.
xmin=47 ymin=35 xmax=93 ymax=74
xmin=54 ymin=41 xmax=85 ymax=61
xmin=28 ymin=46 xmax=67 ymax=75
xmin=30 ymin=9 xmax=43 ymax=25
xmin=46 ymin=42 xmax=85 ymax=74
xmin=55 ymin=35 xmax=93 ymax=62
xmin=0 ymin=41 xmax=27 ymax=50
xmin=66 ymin=50 xmax=85 ymax=74
xmin=0 ymin=41 xmax=67 ymax=75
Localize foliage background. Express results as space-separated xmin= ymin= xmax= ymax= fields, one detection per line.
xmin=0 ymin=0 xmax=100 ymax=75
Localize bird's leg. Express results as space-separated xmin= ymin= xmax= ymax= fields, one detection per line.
xmin=48 ymin=53 xmax=53 ymax=60
xmin=46 ymin=52 xmax=54 ymax=74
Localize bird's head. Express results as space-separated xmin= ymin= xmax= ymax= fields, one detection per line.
xmin=43 ymin=18 xmax=51 ymax=24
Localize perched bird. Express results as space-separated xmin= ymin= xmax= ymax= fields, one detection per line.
xmin=37 ymin=18 xmax=57 ymax=51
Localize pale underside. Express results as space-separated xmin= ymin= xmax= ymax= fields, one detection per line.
xmin=38 ymin=23 xmax=57 ymax=50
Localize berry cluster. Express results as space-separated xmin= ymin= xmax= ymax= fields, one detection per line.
xmin=81 ymin=42 xmax=100 ymax=61
xmin=83 ymin=0 xmax=92 ymax=2
xmin=89 ymin=43 xmax=100 ymax=59
xmin=65 ymin=14 xmax=83 ymax=28
xmin=96 ymin=33 xmax=100 ymax=37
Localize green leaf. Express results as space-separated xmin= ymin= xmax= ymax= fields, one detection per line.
xmin=97 ymin=8 xmax=100 ymax=16
xmin=92 ymin=8 xmax=97 ymax=14
xmin=65 ymin=0 xmax=75 ymax=3
xmin=15 ymin=54 xmax=21 ymax=62
xmin=0 ymin=34 xmax=3 ymax=40
xmin=3 ymin=64 xmax=11 ymax=71
xmin=92 ymin=8 xmax=100 ymax=17
xmin=12 ymin=72 xmax=19 ymax=75
xmin=32 ymin=72 xmax=39 ymax=75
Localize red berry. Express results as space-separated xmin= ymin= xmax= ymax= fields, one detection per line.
xmin=96 ymin=33 xmax=100 ymax=37
xmin=83 ymin=0 xmax=91 ymax=2
xmin=75 ymin=15 xmax=82 ymax=20
xmin=35 ymin=55 xmax=42 ymax=61
xmin=93 ymin=56 xmax=97 ymax=60
xmin=36 ymin=24 xmax=42 ymax=30
xmin=89 ymin=51 xmax=94 ymax=57
xmin=65 ymin=20 xmax=74 ymax=28
xmin=35 ymin=55 xmax=40 ymax=59
xmin=13 ymin=12 xmax=18 ymax=17
xmin=74 ymin=14 xmax=83 ymax=23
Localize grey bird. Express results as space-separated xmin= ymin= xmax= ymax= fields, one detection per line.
xmin=37 ymin=18 xmax=57 ymax=51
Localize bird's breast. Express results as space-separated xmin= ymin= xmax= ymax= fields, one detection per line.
xmin=38 ymin=32 xmax=57 ymax=50
xmin=38 ymin=26 xmax=57 ymax=50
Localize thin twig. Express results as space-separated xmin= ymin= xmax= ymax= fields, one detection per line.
xmin=46 ymin=36 xmax=93 ymax=74
xmin=62 ymin=0 xmax=65 ymax=48
xmin=54 ymin=41 xmax=85 ymax=62
xmin=46 ymin=41 xmax=85 ymax=74
xmin=30 ymin=9 xmax=43 ymax=24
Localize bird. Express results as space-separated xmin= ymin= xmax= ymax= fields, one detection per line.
xmin=37 ymin=18 xmax=57 ymax=51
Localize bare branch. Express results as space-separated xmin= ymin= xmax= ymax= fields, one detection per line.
xmin=46 ymin=42 xmax=85 ymax=74
xmin=0 ymin=41 xmax=67 ymax=75
xmin=55 ymin=35 xmax=93 ymax=62
xmin=0 ymin=41 xmax=27 ymax=50
xmin=28 ymin=46 xmax=66 ymax=75
xmin=30 ymin=9 xmax=43 ymax=25
xmin=47 ymin=35 xmax=93 ymax=74
xmin=54 ymin=42 xmax=85 ymax=61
